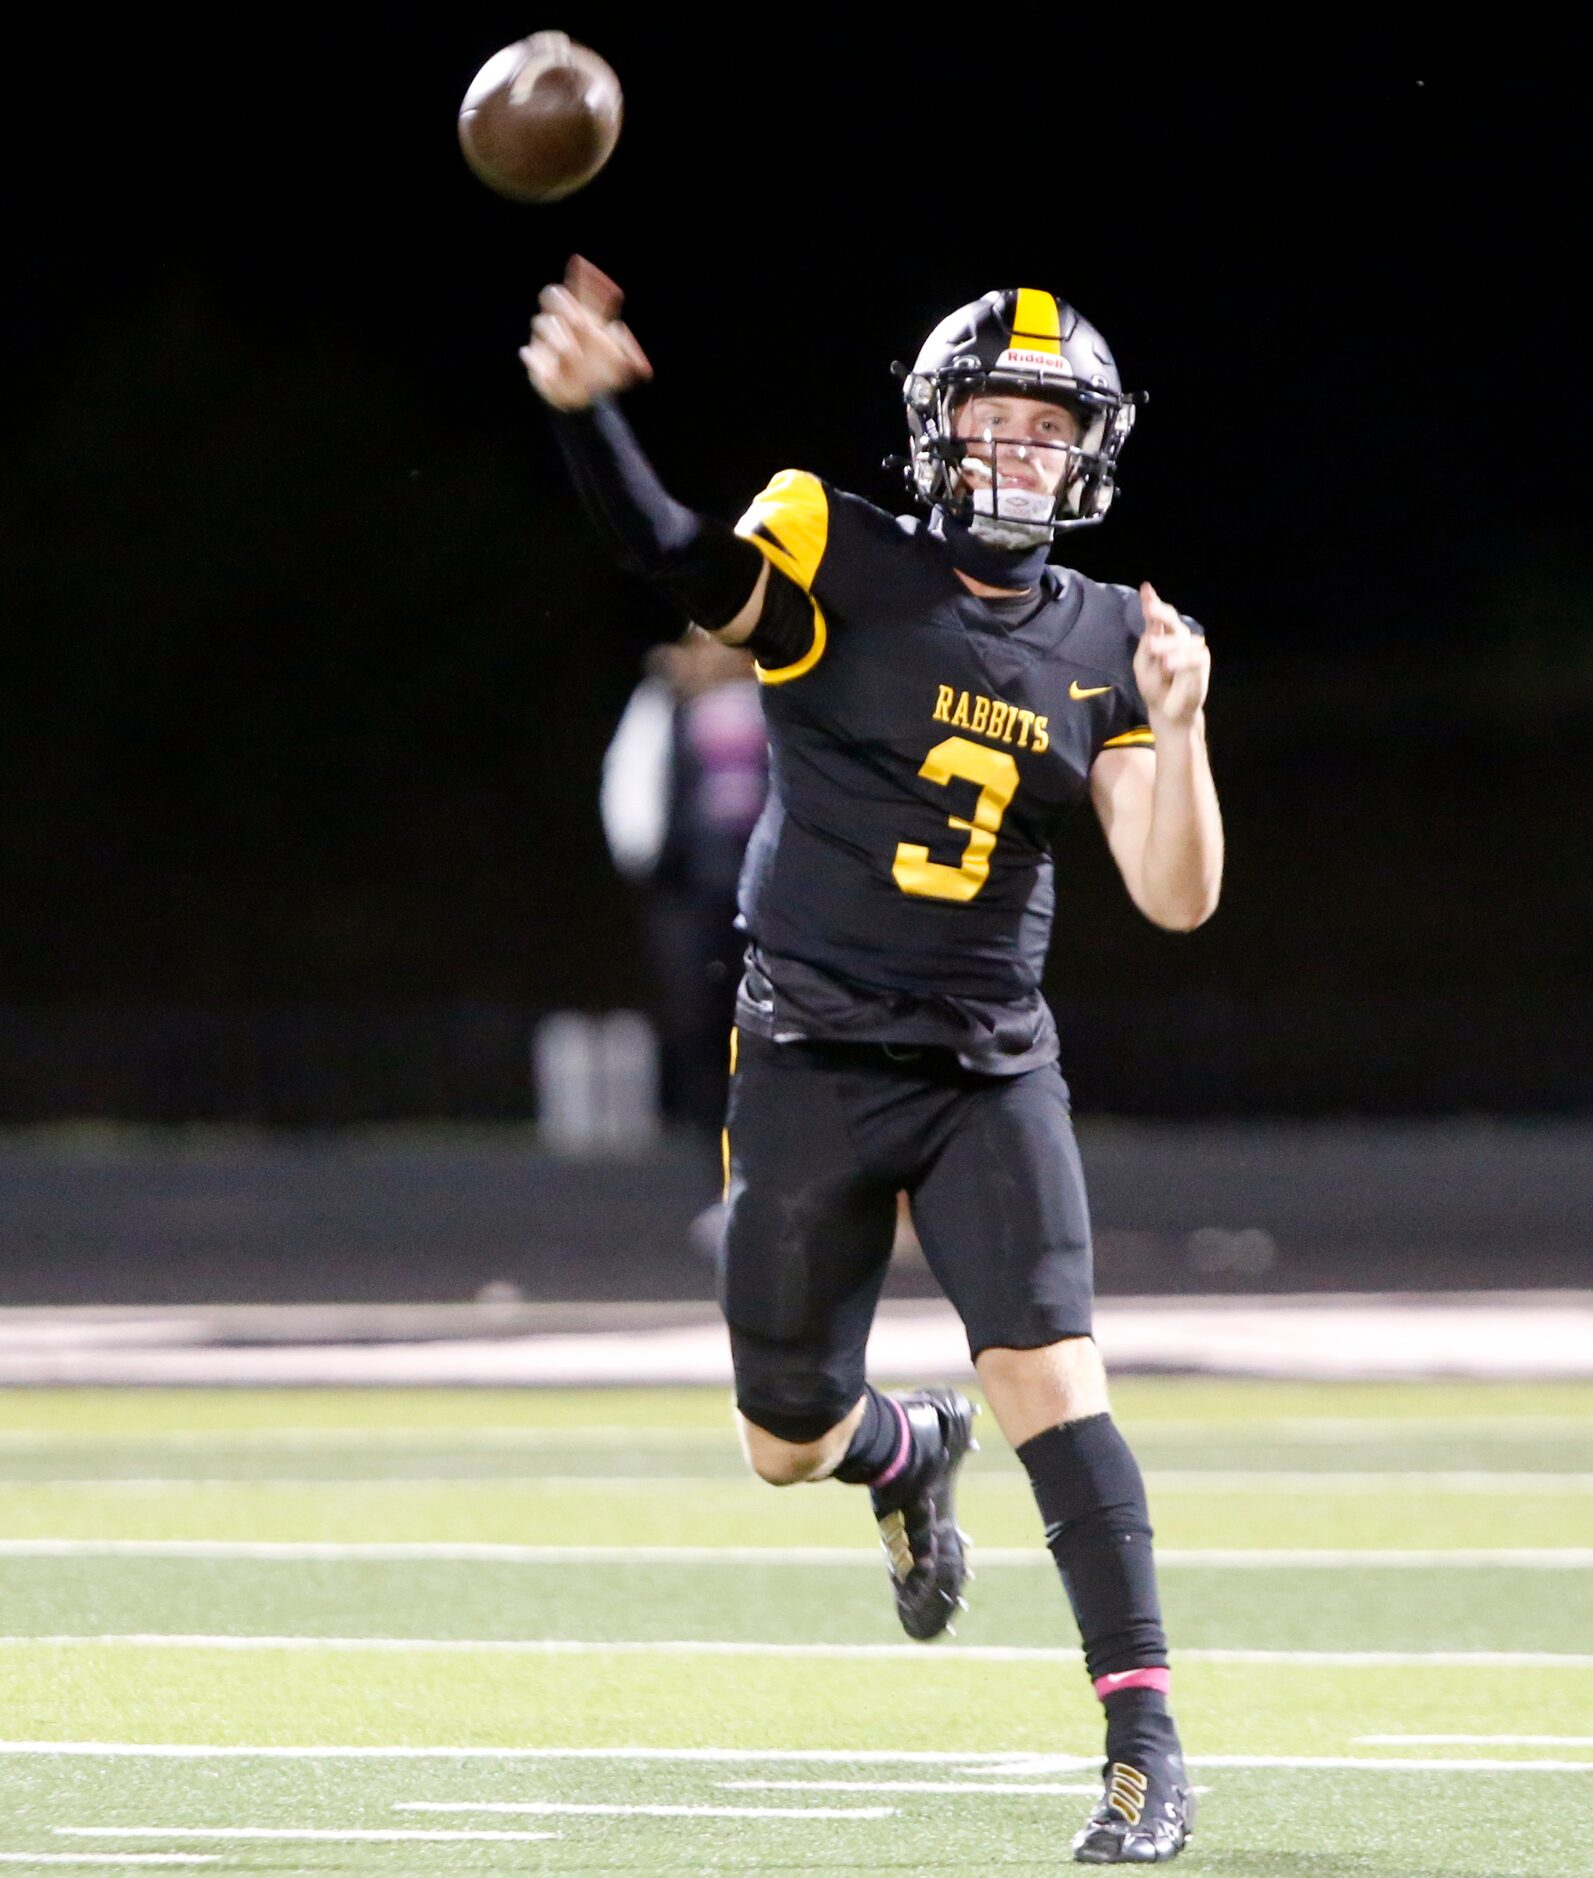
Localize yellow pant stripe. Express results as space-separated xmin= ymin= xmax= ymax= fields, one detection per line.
xmin=721 ymin=1027 xmax=738 ymax=1201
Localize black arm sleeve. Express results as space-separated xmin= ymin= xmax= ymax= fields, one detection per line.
xmin=742 ymin=563 xmax=820 ymax=669
xmin=549 ymin=401 xmax=766 ymax=632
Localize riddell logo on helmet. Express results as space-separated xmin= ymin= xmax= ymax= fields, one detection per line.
xmin=997 ymin=348 xmax=1074 ymax=376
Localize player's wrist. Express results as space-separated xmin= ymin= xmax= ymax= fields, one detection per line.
xmin=1146 ymin=706 xmax=1206 ymax=744
xmin=545 ymin=370 xmax=641 ymax=411
xmin=535 ymin=385 xmax=596 ymax=412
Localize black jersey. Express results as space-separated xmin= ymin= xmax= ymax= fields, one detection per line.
xmin=732 ymin=470 xmax=1179 ymax=1074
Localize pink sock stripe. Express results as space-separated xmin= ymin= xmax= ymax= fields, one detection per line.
xmin=1094 ymin=1667 xmax=1172 ymax=1700
xmin=870 ymin=1396 xmax=913 ymax=1490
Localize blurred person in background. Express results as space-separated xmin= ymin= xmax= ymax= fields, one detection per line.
xmin=601 ymin=630 xmax=767 ymax=1178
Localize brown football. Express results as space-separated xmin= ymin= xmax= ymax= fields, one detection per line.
xmin=457 ymin=31 xmax=622 ymax=203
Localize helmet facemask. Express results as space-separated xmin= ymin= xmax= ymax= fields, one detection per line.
xmin=905 ymin=369 xmax=1137 ymax=544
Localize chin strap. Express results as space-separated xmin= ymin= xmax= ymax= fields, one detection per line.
xmin=929 ymin=506 xmax=1053 ymax=591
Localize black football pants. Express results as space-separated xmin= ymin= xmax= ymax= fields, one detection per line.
xmin=721 ymin=1029 xmax=1094 ymax=1443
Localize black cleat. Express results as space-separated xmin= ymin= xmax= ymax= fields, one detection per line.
xmin=1072 ymin=1756 xmax=1195 ymax=1864
xmin=868 ymin=1388 xmax=976 ymax=1642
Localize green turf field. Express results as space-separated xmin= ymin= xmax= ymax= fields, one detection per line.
xmin=1 ymin=1380 xmax=1590 ymax=1873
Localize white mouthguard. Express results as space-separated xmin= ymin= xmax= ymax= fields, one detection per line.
xmin=971 ymin=485 xmax=1055 ymax=527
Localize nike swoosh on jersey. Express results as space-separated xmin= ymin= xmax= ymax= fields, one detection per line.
xmin=1069 ymin=681 xmax=1111 ymax=699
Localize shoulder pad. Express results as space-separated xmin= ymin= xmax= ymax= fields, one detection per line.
xmin=735 ymin=470 xmax=829 ymax=593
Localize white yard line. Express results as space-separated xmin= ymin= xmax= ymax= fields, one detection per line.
xmin=884 ymin=1752 xmax=1593 ymax=1776
xmin=1193 ymin=1755 xmax=1593 ymax=1772
xmin=1145 ymin=1472 xmax=1593 ymax=1492
xmin=1180 ymin=1650 xmax=1593 ymax=1667
xmin=720 ymin=1779 xmax=1105 ymax=1795
xmin=55 ymin=1828 xmax=560 ymax=1844
xmin=5 ymin=1476 xmax=761 ymax=1490
xmin=1357 ymin=1734 xmax=1593 ymax=1746
xmin=0 ymin=1859 xmax=221 ymax=1868
xmin=0 ymin=1744 xmax=1071 ymax=1763
xmin=12 ymin=1470 xmax=1593 ymax=1491
xmin=969 ymin=1751 xmax=1593 ymax=1774
xmin=3 ymin=1538 xmax=1589 ymax=1568
xmin=1 ymin=1415 xmax=1584 ymax=1447
xmin=2 ymin=1635 xmax=1589 ymax=1668
xmin=9 ymin=1745 xmax=1589 ymax=1775
xmin=396 ymin=1801 xmax=894 ymax=1819
xmin=1127 ymin=1415 xmax=1593 ymax=1437
xmin=0 ymin=1427 xmax=729 ymax=1449
xmin=7 ymin=1743 xmax=1593 ymax=1769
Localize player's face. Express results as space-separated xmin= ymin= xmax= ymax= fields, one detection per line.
xmin=952 ymin=394 xmax=1081 ymax=499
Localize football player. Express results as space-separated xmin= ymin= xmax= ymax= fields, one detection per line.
xmin=524 ymin=256 xmax=1220 ymax=1865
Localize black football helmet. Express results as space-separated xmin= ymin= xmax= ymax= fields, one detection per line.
xmin=900 ymin=288 xmax=1143 ymax=542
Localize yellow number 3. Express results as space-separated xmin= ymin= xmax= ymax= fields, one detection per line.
xmin=892 ymin=735 xmax=1020 ymax=902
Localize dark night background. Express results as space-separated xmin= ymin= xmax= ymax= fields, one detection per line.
xmin=3 ymin=35 xmax=1588 ymax=1122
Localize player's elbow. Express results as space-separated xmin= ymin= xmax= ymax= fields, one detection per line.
xmin=1140 ymin=881 xmax=1222 ymax=932
xmin=1129 ymin=841 xmax=1223 ymax=931
xmin=1153 ymin=904 xmax=1217 ymax=933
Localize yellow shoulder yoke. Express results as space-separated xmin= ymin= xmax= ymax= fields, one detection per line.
xmin=735 ymin=470 xmax=830 ymax=685
xmin=734 ymin=469 xmax=829 ymax=594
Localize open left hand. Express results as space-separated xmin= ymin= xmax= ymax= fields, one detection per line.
xmin=1134 ymin=582 xmax=1211 ymax=730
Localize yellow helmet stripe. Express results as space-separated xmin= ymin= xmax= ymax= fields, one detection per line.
xmin=1010 ymin=288 xmax=1063 ymax=352
xmin=1010 ymin=288 xmax=1063 ymax=353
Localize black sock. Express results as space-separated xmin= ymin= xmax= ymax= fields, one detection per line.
xmin=1017 ymin=1413 xmax=1169 ymax=1684
xmin=1101 ymin=1686 xmax=1182 ymax=1768
xmin=831 ymin=1386 xmax=939 ymax=1495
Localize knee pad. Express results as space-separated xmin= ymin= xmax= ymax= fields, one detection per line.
xmin=734 ymin=1389 xmax=855 ymax=1445
xmin=728 ymin=1320 xmax=864 ymax=1444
